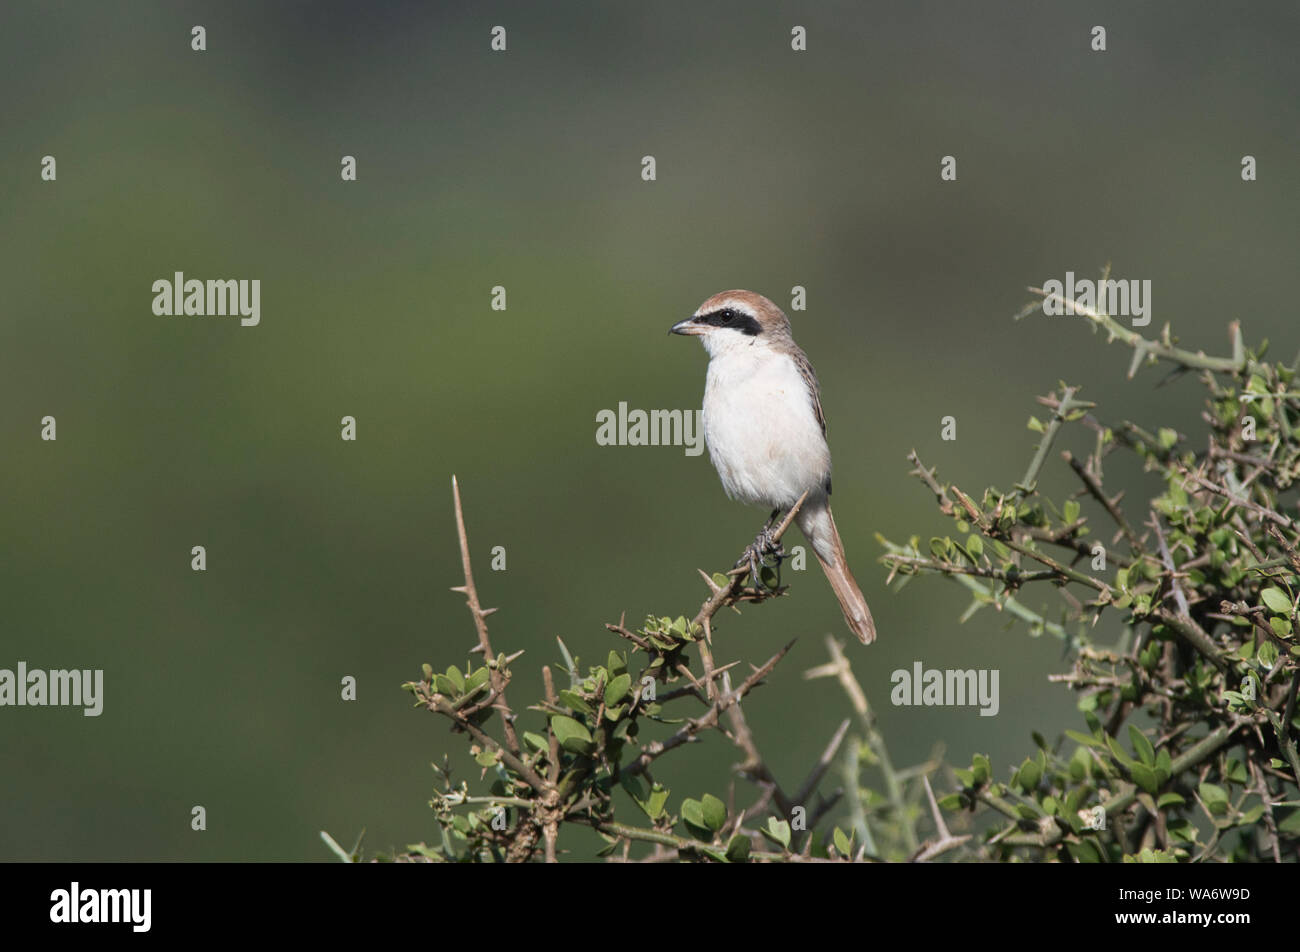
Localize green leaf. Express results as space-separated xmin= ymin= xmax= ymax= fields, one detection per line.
xmin=680 ymin=798 xmax=705 ymax=829
xmin=832 ymin=827 xmax=854 ymax=857
xmin=1063 ymin=500 xmax=1080 ymax=524
xmin=1069 ymin=746 xmax=1092 ymax=781
xmin=724 ymin=834 xmax=750 ymax=862
xmin=558 ymin=690 xmax=593 ymax=714
xmin=1104 ymin=732 xmax=1135 ymax=768
xmin=604 ymin=673 xmax=632 ymax=707
xmin=1262 ymin=587 xmax=1293 ymax=614
xmin=1198 ymin=782 xmax=1229 ymax=815
xmin=550 ymin=715 xmax=594 ymax=754
xmin=971 ymin=753 xmax=991 ymax=786
xmin=445 ymin=666 xmax=465 ymax=693
xmin=433 ymin=674 xmax=460 ymax=696
xmin=1156 ymin=793 xmax=1186 ymax=809
xmin=1130 ymin=763 xmax=1159 ymax=795
xmin=700 ymin=793 xmax=727 ymax=832
xmin=1014 ymin=757 xmax=1041 ymax=792
xmin=1067 ymin=839 xmax=1103 ymax=863
xmin=1155 ymin=748 xmax=1172 ymax=783
xmin=762 ymin=817 xmax=792 ymax=850
xmin=1128 ymin=726 xmax=1156 ymax=766
xmin=623 ymin=776 xmax=670 ymax=821
xmin=1066 ymin=729 xmax=1103 ymax=748
xmin=474 ymin=750 xmax=498 ymax=768
xmin=1278 ymin=809 xmax=1300 ymax=834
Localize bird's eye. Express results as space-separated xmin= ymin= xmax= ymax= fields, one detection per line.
xmin=695 ymin=306 xmax=760 ymax=336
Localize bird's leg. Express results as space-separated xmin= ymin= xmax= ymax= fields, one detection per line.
xmin=735 ymin=508 xmax=787 ymax=592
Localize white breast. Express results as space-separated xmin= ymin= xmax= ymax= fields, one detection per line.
xmin=701 ymin=349 xmax=831 ymax=508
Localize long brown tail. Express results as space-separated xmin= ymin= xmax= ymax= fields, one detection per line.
xmin=796 ymin=498 xmax=877 ymax=645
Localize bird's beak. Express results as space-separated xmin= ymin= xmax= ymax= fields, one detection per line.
xmin=669 ymin=317 xmax=703 ymax=336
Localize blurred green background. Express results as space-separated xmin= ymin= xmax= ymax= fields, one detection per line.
xmin=2 ymin=1 xmax=1298 ymax=860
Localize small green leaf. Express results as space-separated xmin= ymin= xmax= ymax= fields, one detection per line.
xmin=1015 ymin=757 xmax=1041 ymax=792
xmin=1198 ymin=782 xmax=1229 ymax=815
xmin=605 ymin=673 xmax=632 ymax=706
xmin=646 ymin=785 xmax=669 ymax=820
xmin=1067 ymin=839 xmax=1102 ymax=863
xmin=680 ymin=798 xmax=713 ymax=840
xmin=700 ymin=793 xmax=727 ymax=832
xmin=832 ymin=827 xmax=854 ymax=856
xmin=1065 ymin=729 xmax=1103 ymax=748
xmin=433 ymin=674 xmax=459 ymax=696
xmin=1130 ymin=763 xmax=1159 ymax=795
xmin=445 ymin=666 xmax=465 ymax=693
xmin=550 ymin=715 xmax=593 ymax=754
xmin=1063 ymin=500 xmax=1080 ymax=524
xmin=558 ymin=690 xmax=593 ymax=714
xmin=1104 ymin=732 xmax=1135 ymax=768
xmin=762 ymin=817 xmax=792 ymax=850
xmin=465 ymin=666 xmax=490 ymax=692
xmin=1128 ymin=726 xmax=1156 ymax=766
xmin=724 ymin=834 xmax=750 ymax=862
xmin=1261 ymin=587 xmax=1292 ymax=614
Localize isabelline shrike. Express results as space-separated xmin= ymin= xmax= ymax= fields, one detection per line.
xmin=670 ymin=290 xmax=877 ymax=645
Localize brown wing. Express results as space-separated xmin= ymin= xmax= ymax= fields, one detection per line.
xmin=791 ymin=348 xmax=826 ymax=436
xmin=792 ymin=348 xmax=832 ymax=494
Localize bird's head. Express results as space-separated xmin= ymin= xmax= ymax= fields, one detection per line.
xmin=669 ymin=290 xmax=791 ymax=358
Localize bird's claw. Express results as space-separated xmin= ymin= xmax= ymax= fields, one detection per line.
xmin=734 ymin=519 xmax=786 ymax=593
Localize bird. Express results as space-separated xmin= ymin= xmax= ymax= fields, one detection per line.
xmin=670 ymin=290 xmax=876 ymax=645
